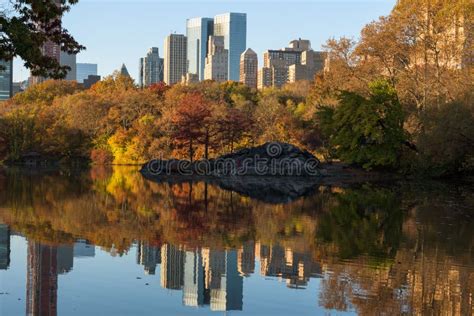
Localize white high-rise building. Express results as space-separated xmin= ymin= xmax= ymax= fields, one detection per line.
xmin=164 ymin=34 xmax=187 ymax=85
xmin=204 ymin=36 xmax=228 ymax=82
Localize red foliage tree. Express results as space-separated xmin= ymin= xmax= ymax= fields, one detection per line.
xmin=217 ymin=107 xmax=254 ymax=153
xmin=171 ymin=93 xmax=212 ymax=161
xmin=148 ymin=82 xmax=170 ymax=99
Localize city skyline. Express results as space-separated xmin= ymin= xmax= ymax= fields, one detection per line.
xmin=11 ymin=1 xmax=396 ymax=83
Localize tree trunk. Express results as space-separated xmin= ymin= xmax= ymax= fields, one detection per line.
xmin=204 ymin=129 xmax=209 ymax=160
xmin=204 ymin=183 xmax=208 ymax=212
xmin=189 ymin=139 xmax=193 ymax=162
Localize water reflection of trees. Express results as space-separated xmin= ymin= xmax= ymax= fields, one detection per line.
xmin=318 ymin=183 xmax=474 ymax=315
xmin=316 ymin=186 xmax=403 ymax=260
xmin=0 ymin=167 xmax=473 ymax=314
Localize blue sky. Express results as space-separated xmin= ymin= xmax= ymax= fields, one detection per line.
xmin=13 ymin=0 xmax=396 ymax=82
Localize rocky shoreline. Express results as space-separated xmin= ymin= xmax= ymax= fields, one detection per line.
xmin=140 ymin=142 xmax=398 ymax=203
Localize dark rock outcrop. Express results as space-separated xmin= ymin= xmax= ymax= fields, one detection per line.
xmin=140 ymin=142 xmax=321 ymax=178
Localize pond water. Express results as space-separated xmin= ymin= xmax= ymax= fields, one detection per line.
xmin=0 ymin=167 xmax=473 ymax=315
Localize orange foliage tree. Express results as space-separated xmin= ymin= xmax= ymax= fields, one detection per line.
xmin=169 ymin=92 xmax=213 ymax=161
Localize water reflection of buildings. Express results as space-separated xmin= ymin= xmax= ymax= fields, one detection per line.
xmin=73 ymin=239 xmax=95 ymax=258
xmin=25 ymin=238 xmax=95 ymax=316
xmin=183 ymin=249 xmax=204 ymax=307
xmin=161 ymin=244 xmax=185 ymax=290
xmin=202 ymin=248 xmax=243 ymax=311
xmin=153 ymin=241 xmax=322 ymax=312
xmin=238 ymin=241 xmax=255 ymax=277
xmin=156 ymin=244 xmax=244 ymax=311
xmin=136 ymin=241 xmax=161 ymax=275
xmin=0 ymin=223 xmax=10 ymax=270
xmin=257 ymin=242 xmax=322 ymax=288
xmin=26 ymin=242 xmax=59 ymax=316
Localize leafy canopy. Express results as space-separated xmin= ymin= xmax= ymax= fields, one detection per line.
xmin=319 ymin=80 xmax=407 ymax=169
xmin=0 ymin=0 xmax=85 ymax=78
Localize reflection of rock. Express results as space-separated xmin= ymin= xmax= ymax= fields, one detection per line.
xmin=140 ymin=173 xmax=320 ymax=204
xmin=213 ymin=176 xmax=319 ymax=204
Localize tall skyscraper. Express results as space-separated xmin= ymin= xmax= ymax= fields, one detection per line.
xmin=139 ymin=47 xmax=164 ymax=88
xmin=213 ymin=13 xmax=247 ymax=81
xmin=164 ymin=34 xmax=187 ymax=85
xmin=186 ymin=17 xmax=214 ymax=81
xmin=240 ymin=48 xmax=258 ymax=89
xmin=76 ymin=63 xmax=98 ymax=83
xmin=0 ymin=60 xmax=13 ymax=100
xmin=204 ymin=36 xmax=228 ymax=82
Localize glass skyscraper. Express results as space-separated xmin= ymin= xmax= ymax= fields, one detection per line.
xmin=139 ymin=47 xmax=164 ymax=87
xmin=76 ymin=63 xmax=98 ymax=83
xmin=60 ymin=52 xmax=77 ymax=81
xmin=186 ymin=17 xmax=214 ymax=81
xmin=0 ymin=60 xmax=13 ymax=100
xmin=213 ymin=13 xmax=247 ymax=82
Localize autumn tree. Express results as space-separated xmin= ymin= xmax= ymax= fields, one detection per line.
xmin=411 ymin=102 xmax=474 ymax=176
xmin=217 ymin=107 xmax=254 ymax=153
xmin=169 ymin=92 xmax=212 ymax=161
xmin=308 ymin=37 xmax=367 ymax=107
xmin=0 ymin=0 xmax=84 ymax=78
xmin=148 ymin=82 xmax=170 ymax=99
xmin=7 ymin=79 xmax=82 ymax=106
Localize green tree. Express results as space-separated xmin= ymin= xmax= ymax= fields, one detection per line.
xmin=319 ymin=80 xmax=407 ymax=169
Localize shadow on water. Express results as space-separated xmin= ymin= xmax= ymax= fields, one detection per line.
xmin=0 ymin=166 xmax=473 ymax=314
